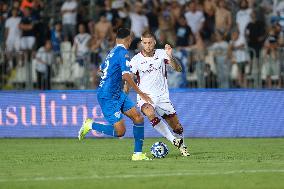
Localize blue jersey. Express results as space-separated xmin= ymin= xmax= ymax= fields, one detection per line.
xmin=98 ymin=44 xmax=131 ymax=99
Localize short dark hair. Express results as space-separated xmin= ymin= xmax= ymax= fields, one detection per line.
xmin=116 ymin=28 xmax=131 ymax=39
xmin=99 ymin=11 xmax=106 ymax=18
xmin=141 ymin=30 xmax=155 ymax=39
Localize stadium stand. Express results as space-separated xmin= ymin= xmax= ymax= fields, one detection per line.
xmin=1 ymin=0 xmax=284 ymax=89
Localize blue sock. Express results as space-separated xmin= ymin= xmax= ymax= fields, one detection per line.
xmin=92 ymin=122 xmax=117 ymax=137
xmin=133 ymin=123 xmax=144 ymax=153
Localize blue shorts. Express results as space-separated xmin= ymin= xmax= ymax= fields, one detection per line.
xmin=97 ymin=92 xmax=135 ymax=125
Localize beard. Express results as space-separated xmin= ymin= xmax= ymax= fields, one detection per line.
xmin=143 ymin=48 xmax=155 ymax=56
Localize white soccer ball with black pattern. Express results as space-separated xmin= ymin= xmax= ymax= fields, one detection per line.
xmin=150 ymin=142 xmax=169 ymax=158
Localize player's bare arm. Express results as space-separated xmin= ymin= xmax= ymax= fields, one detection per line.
xmin=123 ymin=73 xmax=134 ymax=94
xmin=165 ymin=44 xmax=182 ymax=72
xmin=122 ymin=73 xmax=153 ymax=104
xmin=123 ymin=81 xmax=130 ymax=94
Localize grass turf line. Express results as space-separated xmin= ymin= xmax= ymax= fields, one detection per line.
xmin=0 ymin=138 xmax=284 ymax=189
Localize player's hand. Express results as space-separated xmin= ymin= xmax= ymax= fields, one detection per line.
xmin=139 ymin=92 xmax=153 ymax=104
xmin=165 ymin=44 xmax=173 ymax=57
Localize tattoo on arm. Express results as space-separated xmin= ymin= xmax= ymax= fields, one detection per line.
xmin=169 ymin=56 xmax=182 ymax=72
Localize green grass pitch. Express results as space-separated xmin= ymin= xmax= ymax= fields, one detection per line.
xmin=0 ymin=138 xmax=284 ymax=189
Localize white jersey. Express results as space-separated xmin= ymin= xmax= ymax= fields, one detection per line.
xmin=5 ymin=16 xmax=22 ymax=41
xmin=130 ymin=49 xmax=170 ymax=97
xmin=61 ymin=0 xmax=78 ymax=25
xmin=74 ymin=33 xmax=91 ymax=56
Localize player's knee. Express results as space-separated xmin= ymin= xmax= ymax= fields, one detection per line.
xmin=133 ymin=114 xmax=144 ymax=124
xmin=141 ymin=104 xmax=155 ymax=118
xmin=143 ymin=110 xmax=156 ymax=120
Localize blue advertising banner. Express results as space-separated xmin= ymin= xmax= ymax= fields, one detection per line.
xmin=0 ymin=89 xmax=284 ymax=138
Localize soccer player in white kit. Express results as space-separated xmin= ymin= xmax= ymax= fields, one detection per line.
xmin=129 ymin=31 xmax=190 ymax=156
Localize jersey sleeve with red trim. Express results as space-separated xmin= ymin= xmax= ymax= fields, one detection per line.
xmin=158 ymin=49 xmax=170 ymax=65
xmin=129 ymin=56 xmax=138 ymax=74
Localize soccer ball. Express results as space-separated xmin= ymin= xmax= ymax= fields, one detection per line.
xmin=150 ymin=142 xmax=169 ymax=158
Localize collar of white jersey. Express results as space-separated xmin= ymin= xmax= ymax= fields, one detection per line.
xmin=116 ymin=44 xmax=127 ymax=49
xmin=140 ymin=49 xmax=156 ymax=57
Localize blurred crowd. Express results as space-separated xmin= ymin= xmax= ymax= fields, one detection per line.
xmin=1 ymin=0 xmax=284 ymax=90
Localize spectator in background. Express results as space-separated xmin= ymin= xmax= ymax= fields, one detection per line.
xmin=61 ymin=0 xmax=78 ymax=41
xmin=0 ymin=2 xmax=9 ymax=48
xmin=184 ymin=1 xmax=205 ymax=34
xmin=274 ymin=23 xmax=282 ymax=38
xmin=209 ymin=30 xmax=230 ymax=88
xmin=74 ymin=24 xmax=91 ymax=65
xmin=76 ymin=0 xmax=89 ymax=25
xmin=32 ymin=0 xmax=46 ymax=49
xmin=278 ymin=34 xmax=284 ymax=88
xmin=247 ymin=0 xmax=256 ymax=8
xmin=50 ymin=22 xmax=64 ymax=56
xmin=245 ymin=10 xmax=266 ymax=60
xmin=229 ymin=30 xmax=250 ymax=88
xmin=73 ymin=24 xmax=91 ymax=89
xmin=21 ymin=0 xmax=33 ymax=11
xmin=8 ymin=0 xmax=23 ymax=17
xmin=215 ymin=0 xmax=232 ymax=39
xmin=0 ymin=4 xmax=4 ymax=49
xmin=31 ymin=0 xmax=43 ymax=21
xmin=157 ymin=2 xmax=176 ymax=46
xmin=129 ymin=2 xmax=149 ymax=50
xmin=188 ymin=32 xmax=206 ymax=88
xmin=35 ymin=40 xmax=54 ymax=90
xmin=171 ymin=0 xmax=182 ymax=25
xmin=202 ymin=0 xmax=216 ymax=41
xmin=261 ymin=27 xmax=280 ymax=88
xmin=236 ymin=0 xmax=252 ymax=38
xmin=275 ymin=0 xmax=284 ymax=30
xmin=1 ymin=2 xmax=8 ymax=19
xmin=60 ymin=35 xmax=73 ymax=68
xmin=102 ymin=0 xmax=119 ymax=27
xmin=175 ymin=15 xmax=194 ymax=48
xmin=89 ymin=33 xmax=102 ymax=89
xmin=255 ymin=2 xmax=271 ymax=31
xmin=146 ymin=0 xmax=159 ymax=33
xmin=203 ymin=0 xmax=216 ymax=14
xmin=19 ymin=7 xmax=36 ymax=52
xmin=20 ymin=6 xmax=37 ymax=88
xmin=4 ymin=8 xmax=22 ymax=70
xmin=94 ymin=12 xmax=113 ymax=52
xmin=155 ymin=30 xmax=171 ymax=49
xmin=204 ymin=64 xmax=217 ymax=88
xmin=115 ymin=3 xmax=131 ymax=31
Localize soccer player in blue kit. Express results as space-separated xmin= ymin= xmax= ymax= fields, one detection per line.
xmin=78 ymin=28 xmax=153 ymax=161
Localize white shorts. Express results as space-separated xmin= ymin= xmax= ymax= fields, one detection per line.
xmin=5 ymin=37 xmax=21 ymax=52
xmin=20 ymin=36 xmax=35 ymax=50
xmin=137 ymin=93 xmax=176 ymax=117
